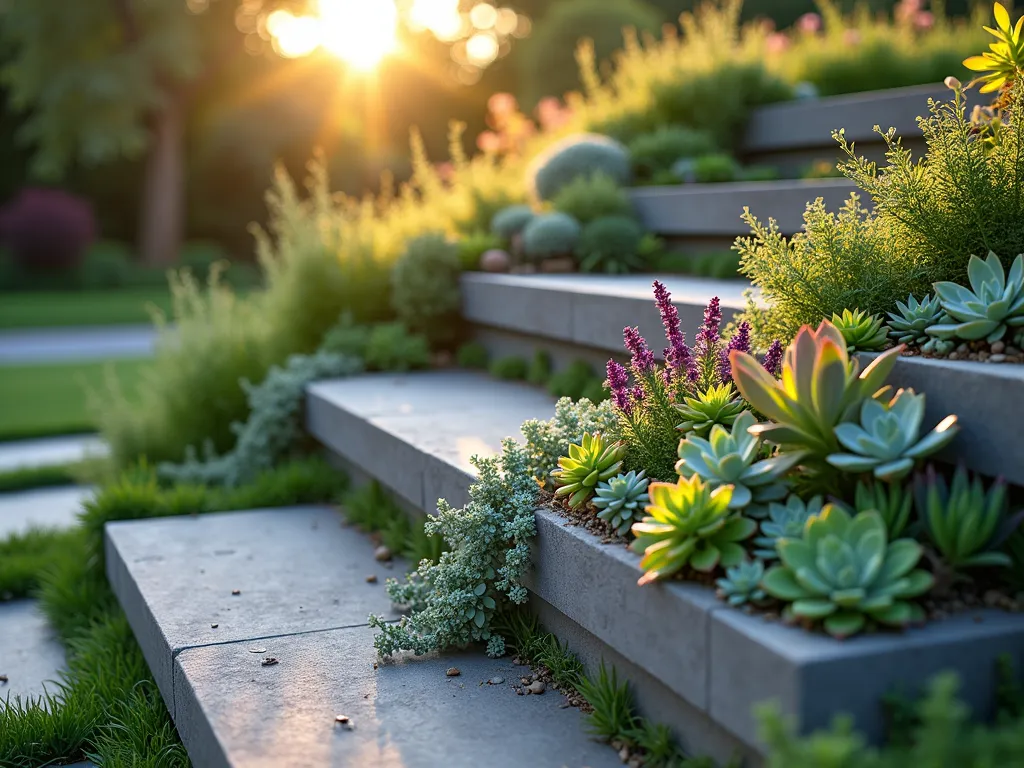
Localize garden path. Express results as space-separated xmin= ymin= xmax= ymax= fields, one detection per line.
xmin=0 ymin=324 xmax=158 ymax=364
xmin=0 ymin=485 xmax=92 ymax=539
xmin=0 ymin=435 xmax=107 ymax=472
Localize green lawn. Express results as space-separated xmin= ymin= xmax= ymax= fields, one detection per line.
xmin=0 ymin=288 xmax=174 ymax=329
xmin=0 ymin=358 xmax=149 ymax=442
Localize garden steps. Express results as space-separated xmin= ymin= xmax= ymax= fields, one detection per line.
xmin=0 ymin=485 xmax=93 ymax=539
xmin=305 ymin=371 xmax=1024 ymax=764
xmin=0 ymin=599 xmax=66 ymax=705
xmin=0 ymin=324 xmax=158 ymax=364
xmin=105 ymin=504 xmax=619 ymax=768
xmin=461 ymin=273 xmax=1024 ymax=487
xmin=0 ymin=435 xmax=107 ymax=472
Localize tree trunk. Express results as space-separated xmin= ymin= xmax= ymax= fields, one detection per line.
xmin=138 ymin=94 xmax=185 ymax=267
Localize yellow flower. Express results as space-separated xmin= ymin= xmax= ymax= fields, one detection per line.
xmin=963 ymin=2 xmax=1024 ymax=92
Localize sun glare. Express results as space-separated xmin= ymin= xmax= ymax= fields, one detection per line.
xmin=318 ymin=0 xmax=399 ymax=71
xmin=270 ymin=12 xmax=321 ymax=59
xmin=408 ymin=0 xmax=465 ymax=42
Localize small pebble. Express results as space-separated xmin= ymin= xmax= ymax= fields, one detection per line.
xmin=947 ymin=352 xmax=959 ymax=360
xmin=365 ymin=574 xmax=378 ymax=584
xmin=528 ymin=681 xmax=546 ymax=695
xmin=521 ymin=677 xmax=530 ymax=685
xmin=210 ymin=623 xmax=219 ymax=629
xmin=335 ymin=715 xmax=350 ymax=724
xmin=249 ymin=648 xmax=267 ymax=654
xmin=619 ymin=746 xmax=631 ymax=761
xmin=261 ymin=657 xmax=279 ymax=667
xmin=374 ymin=545 xmax=392 ymax=562
xmin=0 ymin=674 xmax=7 ymax=683
xmin=488 ymin=677 xmax=505 ymax=685
xmin=957 ymin=343 xmax=969 ymax=354
xmin=991 ymin=341 xmax=1006 ymax=354
xmin=516 ymin=688 xmax=524 ymax=695
xmin=446 ymin=667 xmax=461 ymax=677
xmin=989 ymin=353 xmax=1007 ymax=363
xmin=231 ymin=589 xmax=241 ymax=596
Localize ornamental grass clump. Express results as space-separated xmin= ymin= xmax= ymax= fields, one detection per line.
xmin=827 ymin=388 xmax=959 ymax=482
xmin=551 ymin=432 xmax=626 ymax=509
xmin=761 ymin=505 xmax=933 ymax=639
xmin=631 ymin=475 xmax=755 ymax=585
xmin=676 ymin=411 xmax=800 ymax=518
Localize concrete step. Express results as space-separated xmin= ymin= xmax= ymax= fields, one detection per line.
xmin=105 ymin=505 xmax=619 ymax=768
xmin=305 ymin=371 xmax=1024 ymax=764
xmin=0 ymin=435 xmax=107 ymax=472
xmin=0 ymin=486 xmax=92 ymax=539
xmin=0 ymin=325 xmax=158 ymax=364
xmin=0 ymin=599 xmax=66 ymax=705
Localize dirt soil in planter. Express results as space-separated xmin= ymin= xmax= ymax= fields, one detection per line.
xmin=901 ymin=338 xmax=1024 ymax=364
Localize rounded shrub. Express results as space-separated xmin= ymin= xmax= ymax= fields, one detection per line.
xmin=628 ymin=127 xmax=717 ymax=180
xmin=457 ymin=231 xmax=504 ymax=271
xmin=527 ymin=134 xmax=631 ymax=202
xmin=517 ymin=0 xmax=663 ymax=107
xmin=390 ymin=232 xmax=462 ymax=348
xmin=489 ymin=356 xmax=529 ymax=381
xmin=575 ymin=215 xmax=645 ymax=274
xmin=456 ymin=341 xmax=489 ymax=370
xmin=0 ymin=187 xmax=95 ymax=272
xmin=551 ymin=173 xmax=632 ymax=225
xmin=490 ymin=205 xmax=536 ymax=240
xmin=693 ymin=154 xmax=740 ymax=184
xmin=522 ymin=212 xmax=582 ymax=261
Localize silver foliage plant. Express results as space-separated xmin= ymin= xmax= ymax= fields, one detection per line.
xmin=158 ymin=350 xmax=363 ymax=487
xmin=369 ymin=438 xmax=538 ymax=658
xmin=521 ymin=396 xmax=619 ymax=489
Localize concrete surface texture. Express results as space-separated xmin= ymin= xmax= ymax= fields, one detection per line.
xmin=0 ymin=435 xmax=107 ymax=472
xmin=0 ymin=486 xmax=92 ymax=539
xmin=107 ymin=505 xmax=619 ymax=768
xmin=0 ymin=324 xmax=159 ymax=364
xmin=0 ymin=600 xmax=66 ymax=704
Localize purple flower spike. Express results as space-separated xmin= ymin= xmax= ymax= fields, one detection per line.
xmin=652 ymin=280 xmax=694 ymax=377
xmin=762 ymin=339 xmax=784 ymax=377
xmin=718 ymin=321 xmax=752 ymax=384
xmin=623 ymin=326 xmax=656 ymax=374
xmin=631 ymin=384 xmax=646 ymax=406
xmin=606 ymin=359 xmax=633 ymax=415
xmin=694 ymin=297 xmax=722 ymax=359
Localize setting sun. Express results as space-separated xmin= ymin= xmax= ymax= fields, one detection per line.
xmin=318 ymin=0 xmax=399 ymax=71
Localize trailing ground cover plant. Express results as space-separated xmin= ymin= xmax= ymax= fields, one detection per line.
xmin=521 ymin=397 xmax=618 ymax=491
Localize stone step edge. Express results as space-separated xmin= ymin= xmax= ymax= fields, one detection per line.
xmin=460 ymin=274 xmax=1024 ymax=487
xmin=305 ymin=375 xmax=1024 ymax=753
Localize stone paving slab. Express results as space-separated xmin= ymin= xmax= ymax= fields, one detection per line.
xmin=0 ymin=600 xmax=66 ymax=705
xmin=0 ymin=434 xmax=107 ymax=472
xmin=106 ymin=506 xmax=403 ymax=708
xmin=0 ymin=324 xmax=158 ymax=364
xmin=0 ymin=486 xmax=92 ymax=539
xmin=175 ymin=625 xmax=619 ymax=768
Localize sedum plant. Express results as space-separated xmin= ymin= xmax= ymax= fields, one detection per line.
xmin=914 ymin=465 xmax=1013 ymax=571
xmin=730 ymin=320 xmax=903 ymax=460
xmin=592 ymin=470 xmax=650 ymax=536
xmin=676 ymin=411 xmax=800 ymax=517
xmin=887 ymin=294 xmax=948 ymax=346
xmin=753 ymin=495 xmax=825 ymax=561
xmin=575 ymin=215 xmax=645 ymax=274
xmin=631 ymin=475 xmax=756 ymax=585
xmin=827 ymin=388 xmax=959 ymax=482
xmin=927 ymin=252 xmax=1024 ymax=344
xmin=716 ymin=559 xmax=768 ymax=607
xmin=831 ymin=308 xmax=888 ymax=352
xmin=762 ymin=506 xmax=934 ymax=639
xmin=674 ymin=383 xmax=746 ymax=437
xmin=522 ymin=212 xmax=582 ymax=261
xmin=551 ymin=431 xmax=626 ymax=509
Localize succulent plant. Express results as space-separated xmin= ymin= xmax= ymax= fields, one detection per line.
xmin=920 ymin=336 xmax=955 ymax=356
xmin=592 ymin=470 xmax=650 ymax=536
xmin=753 ymin=495 xmax=825 ymax=560
xmin=551 ymin=431 xmax=626 ymax=509
xmin=674 ymin=383 xmax=747 ymax=437
xmin=715 ymin=559 xmax=768 ymax=606
xmin=927 ymin=252 xmax=1024 ymax=343
xmin=886 ymin=294 xmax=949 ymax=346
xmin=854 ymin=479 xmax=913 ymax=539
xmin=522 ymin=212 xmax=582 ymax=261
xmin=827 ymin=388 xmax=959 ymax=482
xmin=528 ymin=133 xmax=632 ymax=201
xmin=831 ymin=308 xmax=889 ymax=352
xmin=914 ymin=465 xmax=1013 ymax=571
xmin=575 ymin=215 xmax=645 ymax=274
xmin=490 ymin=205 xmax=535 ymax=239
xmin=962 ymin=2 xmax=1024 ymax=93
xmin=676 ymin=411 xmax=800 ymax=517
xmin=729 ymin=320 xmax=904 ymax=459
xmin=761 ymin=505 xmax=934 ymax=638
xmin=631 ymin=475 xmax=755 ymax=584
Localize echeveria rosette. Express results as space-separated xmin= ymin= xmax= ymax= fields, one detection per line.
xmin=551 ymin=432 xmax=626 ymax=509
xmin=915 ymin=464 xmax=1014 ymax=571
xmin=729 ymin=320 xmax=904 ymax=460
xmin=753 ymin=495 xmax=825 ymax=560
xmin=761 ymin=506 xmax=934 ymax=639
xmin=592 ymin=470 xmax=650 ymax=536
xmin=674 ymin=383 xmax=747 ymax=437
xmin=927 ymin=252 xmax=1024 ymax=343
xmin=886 ymin=294 xmax=949 ymax=346
xmin=715 ymin=559 xmax=768 ymax=607
xmin=827 ymin=389 xmax=959 ymax=482
xmin=676 ymin=411 xmax=800 ymax=518
xmin=831 ymin=308 xmax=889 ymax=353
xmin=631 ymin=476 xmax=756 ymax=585
xmin=962 ymin=3 xmax=1024 ymax=93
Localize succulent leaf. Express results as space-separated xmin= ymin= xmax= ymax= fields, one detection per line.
xmin=753 ymin=494 xmax=826 ymax=560
xmin=592 ymin=470 xmax=651 ymax=536
xmin=886 ymin=294 xmax=949 ymax=346
xmin=674 ymin=383 xmax=747 ymax=437
xmin=715 ymin=559 xmax=768 ymax=606
xmin=551 ymin=432 xmax=626 ymax=509
xmin=928 ymin=252 xmax=1024 ymax=343
xmin=831 ymin=308 xmax=889 ymax=352
xmin=761 ymin=505 xmax=933 ymax=638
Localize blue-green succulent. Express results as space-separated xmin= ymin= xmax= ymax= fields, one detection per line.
xmin=752 ymin=495 xmax=825 ymax=560
xmin=592 ymin=470 xmax=650 ymax=536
